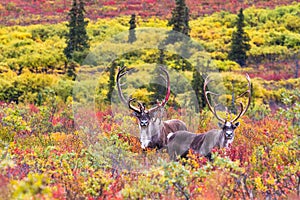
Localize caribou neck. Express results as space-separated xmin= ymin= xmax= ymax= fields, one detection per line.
xmin=196 ymin=129 xmax=224 ymax=156
xmin=200 ymin=129 xmax=233 ymax=152
xmin=139 ymin=117 xmax=163 ymax=148
xmin=221 ymin=131 xmax=234 ymax=148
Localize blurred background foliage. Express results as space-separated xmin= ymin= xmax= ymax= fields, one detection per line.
xmin=0 ymin=4 xmax=299 ymax=109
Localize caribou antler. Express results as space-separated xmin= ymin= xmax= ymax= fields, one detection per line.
xmin=148 ymin=66 xmax=171 ymax=113
xmin=203 ymin=76 xmax=226 ymax=123
xmin=117 ymin=66 xmax=171 ymax=114
xmin=137 ymin=101 xmax=146 ymax=112
xmin=116 ymin=66 xmax=130 ymax=105
xmin=116 ymin=66 xmax=188 ymax=150
xmin=204 ymin=74 xmax=251 ymax=123
xmin=158 ymin=66 xmax=171 ymax=107
xmin=128 ymin=98 xmax=141 ymax=113
xmin=116 ymin=66 xmax=141 ymax=112
xmin=231 ymin=74 xmax=251 ymax=122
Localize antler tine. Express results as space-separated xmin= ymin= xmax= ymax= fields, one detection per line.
xmin=204 ymin=76 xmax=221 ymax=99
xmin=213 ymin=104 xmax=226 ymax=123
xmin=231 ymin=74 xmax=252 ymax=122
xmin=116 ymin=66 xmax=134 ymax=105
xmin=128 ymin=98 xmax=141 ymax=113
xmin=206 ymin=91 xmax=221 ymax=97
xmin=138 ymin=102 xmax=145 ymax=112
xmin=225 ymin=107 xmax=229 ymax=121
xmin=159 ymin=66 xmax=171 ymax=106
xmin=116 ymin=66 xmax=128 ymax=105
xmin=204 ymin=75 xmax=226 ymax=123
xmin=230 ymin=102 xmax=244 ymax=123
xmin=148 ymin=66 xmax=170 ymax=114
xmin=147 ymin=66 xmax=170 ymax=114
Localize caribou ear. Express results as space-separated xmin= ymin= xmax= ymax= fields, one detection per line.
xmin=148 ymin=110 xmax=156 ymax=118
xmin=218 ymin=122 xmax=223 ymax=128
xmin=132 ymin=111 xmax=139 ymax=117
xmin=234 ymin=122 xmax=240 ymax=128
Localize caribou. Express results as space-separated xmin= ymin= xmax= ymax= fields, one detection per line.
xmin=116 ymin=66 xmax=187 ymax=149
xmin=167 ymin=74 xmax=251 ymax=161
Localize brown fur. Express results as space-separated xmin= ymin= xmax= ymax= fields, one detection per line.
xmin=190 ymin=134 xmax=206 ymax=151
xmin=161 ymin=119 xmax=187 ymax=146
xmin=167 ymin=129 xmax=226 ymax=161
xmin=144 ymin=119 xmax=187 ymax=149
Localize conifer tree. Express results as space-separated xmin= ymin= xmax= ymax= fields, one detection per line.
xmin=228 ymin=8 xmax=250 ymax=67
xmin=148 ymin=66 xmax=168 ymax=104
xmin=64 ymin=0 xmax=77 ymax=60
xmin=163 ymin=0 xmax=191 ymax=71
xmin=64 ymin=0 xmax=89 ymax=63
xmin=168 ymin=0 xmax=190 ymax=37
xmin=76 ymin=0 xmax=89 ymax=51
xmin=106 ymin=62 xmax=118 ymax=103
xmin=128 ymin=14 xmax=137 ymax=43
xmin=191 ymin=68 xmax=206 ymax=112
xmin=229 ymin=80 xmax=237 ymax=114
xmin=158 ymin=48 xmax=165 ymax=65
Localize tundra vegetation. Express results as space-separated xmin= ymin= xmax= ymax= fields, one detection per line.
xmin=0 ymin=1 xmax=299 ymax=199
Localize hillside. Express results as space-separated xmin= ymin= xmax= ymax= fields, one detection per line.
xmin=0 ymin=0 xmax=299 ymax=25
xmin=1 ymin=4 xmax=299 ymax=81
xmin=0 ymin=1 xmax=299 ymax=199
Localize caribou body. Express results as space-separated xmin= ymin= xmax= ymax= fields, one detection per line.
xmin=167 ymin=74 xmax=251 ymax=160
xmin=117 ymin=66 xmax=187 ymax=149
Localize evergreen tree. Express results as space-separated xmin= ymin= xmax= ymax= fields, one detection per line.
xmin=228 ymin=8 xmax=250 ymax=67
xmin=158 ymin=48 xmax=165 ymax=65
xmin=191 ymin=68 xmax=206 ymax=112
xmin=163 ymin=0 xmax=190 ymax=71
xmin=64 ymin=0 xmax=89 ymax=63
xmin=128 ymin=14 xmax=137 ymax=43
xmin=64 ymin=0 xmax=77 ymax=60
xmin=106 ymin=62 xmax=118 ymax=103
xmin=76 ymin=0 xmax=89 ymax=51
xmin=168 ymin=0 xmax=190 ymax=37
xmin=148 ymin=66 xmax=168 ymax=104
xmin=229 ymin=80 xmax=237 ymax=114
xmin=66 ymin=61 xmax=77 ymax=80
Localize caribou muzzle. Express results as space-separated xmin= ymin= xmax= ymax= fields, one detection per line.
xmin=225 ymin=131 xmax=234 ymax=139
xmin=140 ymin=119 xmax=149 ymax=127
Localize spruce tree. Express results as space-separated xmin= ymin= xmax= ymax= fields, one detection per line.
xmin=168 ymin=0 xmax=190 ymax=37
xmin=64 ymin=0 xmax=77 ymax=60
xmin=191 ymin=68 xmax=206 ymax=112
xmin=229 ymin=80 xmax=237 ymax=114
xmin=163 ymin=0 xmax=190 ymax=71
xmin=228 ymin=8 xmax=250 ymax=67
xmin=148 ymin=66 xmax=168 ymax=104
xmin=106 ymin=62 xmax=118 ymax=103
xmin=128 ymin=14 xmax=137 ymax=43
xmin=76 ymin=0 xmax=89 ymax=51
xmin=64 ymin=0 xmax=89 ymax=63
xmin=158 ymin=48 xmax=165 ymax=65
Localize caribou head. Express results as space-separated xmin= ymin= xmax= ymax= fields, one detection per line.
xmin=203 ymin=74 xmax=252 ymax=147
xmin=167 ymin=74 xmax=251 ymax=160
xmin=116 ymin=66 xmax=187 ymax=149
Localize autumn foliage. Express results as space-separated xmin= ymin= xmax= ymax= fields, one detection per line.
xmin=0 ymin=95 xmax=298 ymax=199
xmin=0 ymin=0 xmax=297 ymax=25
xmin=0 ymin=1 xmax=299 ymax=200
